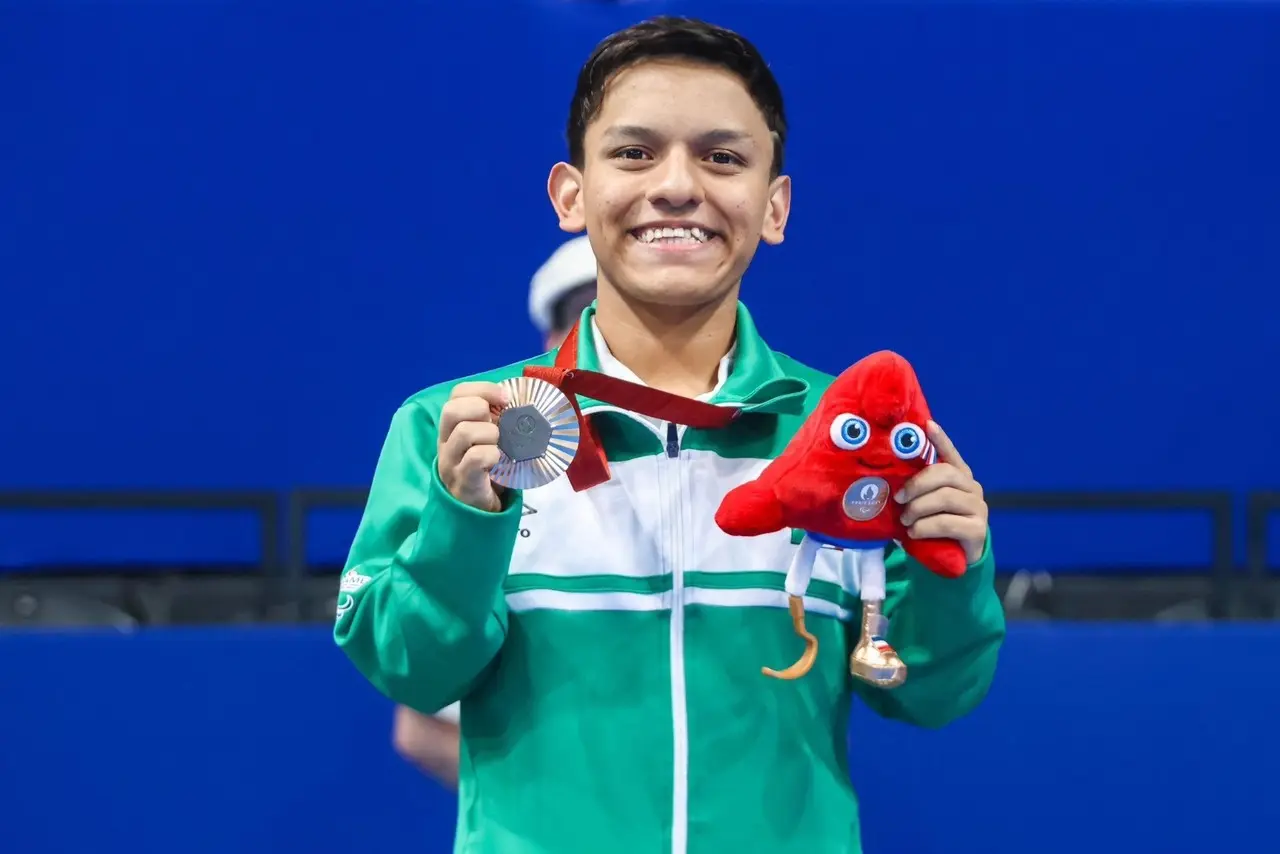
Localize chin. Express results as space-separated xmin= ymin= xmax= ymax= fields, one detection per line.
xmin=627 ymin=284 xmax=730 ymax=311
xmin=618 ymin=268 xmax=739 ymax=308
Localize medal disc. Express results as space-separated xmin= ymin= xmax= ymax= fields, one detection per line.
xmin=488 ymin=377 xmax=580 ymax=490
xmin=842 ymin=476 xmax=890 ymax=522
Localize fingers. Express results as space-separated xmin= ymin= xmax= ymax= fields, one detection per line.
xmin=895 ymin=463 xmax=978 ymax=506
xmin=905 ymin=511 xmax=987 ymax=547
xmin=434 ymin=382 xmax=511 ymax=512
xmin=438 ymin=381 xmax=508 ymax=446
xmin=899 ymin=423 xmax=988 ymax=562
xmin=926 ymin=420 xmax=971 ymax=476
xmin=449 ymin=381 xmax=509 ymax=409
xmin=899 ymin=486 xmax=975 ymax=527
xmin=438 ymin=397 xmax=494 ymax=446
xmin=439 ymin=420 xmax=500 ymax=472
xmin=456 ymin=442 xmax=501 ymax=479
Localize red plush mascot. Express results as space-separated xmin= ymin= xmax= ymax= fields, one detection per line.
xmin=714 ymin=351 xmax=968 ymax=688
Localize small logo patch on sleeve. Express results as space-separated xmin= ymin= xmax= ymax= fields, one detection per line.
xmin=339 ymin=570 xmax=372 ymax=592
xmin=335 ymin=570 xmax=373 ymax=623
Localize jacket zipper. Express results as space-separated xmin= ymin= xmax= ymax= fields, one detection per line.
xmin=580 ymin=411 xmax=691 ymax=852
xmin=665 ymin=420 xmax=689 ymax=854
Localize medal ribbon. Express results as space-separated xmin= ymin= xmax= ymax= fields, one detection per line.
xmin=523 ymin=321 xmax=739 ymax=491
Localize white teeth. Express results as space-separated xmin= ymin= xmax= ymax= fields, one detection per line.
xmin=635 ymin=226 xmax=712 ymax=244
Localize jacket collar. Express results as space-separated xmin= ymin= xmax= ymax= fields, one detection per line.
xmin=564 ymin=301 xmax=809 ymax=416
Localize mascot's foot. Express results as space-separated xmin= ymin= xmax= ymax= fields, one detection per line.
xmin=762 ymin=595 xmax=818 ymax=680
xmin=850 ymin=603 xmax=906 ymax=689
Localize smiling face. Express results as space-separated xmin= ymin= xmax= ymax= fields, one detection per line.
xmin=824 ymin=412 xmax=931 ymax=481
xmin=548 ymin=58 xmax=791 ymax=312
xmin=761 ymin=351 xmax=937 ymax=536
xmin=819 ymin=357 xmax=935 ymax=488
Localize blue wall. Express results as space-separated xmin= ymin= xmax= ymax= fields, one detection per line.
xmin=2 ymin=0 xmax=1277 ymax=569
xmin=2 ymin=7 xmax=1273 ymax=850
xmin=0 ymin=623 xmax=1274 ymax=854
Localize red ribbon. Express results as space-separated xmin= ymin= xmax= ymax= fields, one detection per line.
xmin=522 ymin=321 xmax=738 ymax=491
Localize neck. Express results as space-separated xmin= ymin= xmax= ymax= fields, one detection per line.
xmin=593 ymin=286 xmax=739 ymax=398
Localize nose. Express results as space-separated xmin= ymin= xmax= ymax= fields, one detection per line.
xmin=645 ymin=150 xmax=703 ymax=211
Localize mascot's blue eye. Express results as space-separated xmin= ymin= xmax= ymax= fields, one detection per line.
xmin=891 ymin=423 xmax=926 ymax=460
xmin=830 ymin=414 xmax=871 ymax=450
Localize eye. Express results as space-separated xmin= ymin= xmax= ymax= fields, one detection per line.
xmin=614 ymin=147 xmax=650 ymax=161
xmin=890 ymin=422 xmax=926 ymax=459
xmin=829 ymin=414 xmax=870 ymax=450
xmin=707 ymin=151 xmax=743 ymax=166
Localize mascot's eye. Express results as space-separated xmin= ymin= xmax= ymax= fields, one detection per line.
xmin=891 ymin=422 xmax=926 ymax=459
xmin=830 ymin=414 xmax=871 ymax=450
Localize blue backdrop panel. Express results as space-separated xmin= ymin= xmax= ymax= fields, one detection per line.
xmin=2 ymin=0 xmax=1277 ymax=568
xmin=0 ymin=623 xmax=1273 ymax=854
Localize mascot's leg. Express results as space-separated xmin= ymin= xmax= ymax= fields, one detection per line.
xmin=762 ymin=533 xmax=821 ymax=681
xmin=848 ymin=546 xmax=907 ymax=689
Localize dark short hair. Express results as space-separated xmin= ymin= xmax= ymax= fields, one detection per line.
xmin=566 ymin=16 xmax=787 ymax=178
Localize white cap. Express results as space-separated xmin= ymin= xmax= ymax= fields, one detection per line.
xmin=528 ymin=235 xmax=598 ymax=333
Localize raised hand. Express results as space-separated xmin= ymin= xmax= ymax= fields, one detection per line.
xmin=437 ymin=382 xmax=509 ymax=512
xmin=896 ymin=421 xmax=988 ymax=564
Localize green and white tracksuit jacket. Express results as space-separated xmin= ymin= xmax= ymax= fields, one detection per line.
xmin=334 ymin=302 xmax=1006 ymax=854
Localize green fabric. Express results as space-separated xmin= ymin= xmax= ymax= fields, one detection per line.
xmin=333 ymin=300 xmax=1006 ymax=854
xmin=335 ymin=401 xmax=523 ymax=714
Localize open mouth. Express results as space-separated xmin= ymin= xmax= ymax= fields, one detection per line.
xmin=630 ymin=225 xmax=718 ymax=246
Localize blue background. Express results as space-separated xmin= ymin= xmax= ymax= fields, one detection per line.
xmin=2 ymin=3 xmax=1278 ymax=853
xmin=1 ymin=623 xmax=1274 ymax=854
xmin=2 ymin=0 xmax=1277 ymax=572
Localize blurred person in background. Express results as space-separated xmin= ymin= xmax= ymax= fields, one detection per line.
xmin=528 ymin=234 xmax=600 ymax=350
xmin=390 ymin=235 xmax=598 ymax=788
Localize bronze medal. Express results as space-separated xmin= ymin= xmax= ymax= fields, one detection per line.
xmin=842 ymin=476 xmax=890 ymax=522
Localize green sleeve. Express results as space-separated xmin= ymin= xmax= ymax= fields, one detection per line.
xmin=333 ymin=400 xmax=523 ymax=715
xmin=853 ymin=532 xmax=1006 ymax=728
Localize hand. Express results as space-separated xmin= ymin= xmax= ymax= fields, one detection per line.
xmin=437 ymin=381 xmax=509 ymax=512
xmin=895 ymin=421 xmax=988 ymax=564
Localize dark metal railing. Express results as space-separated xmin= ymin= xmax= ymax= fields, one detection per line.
xmin=1245 ymin=492 xmax=1280 ymax=615
xmin=285 ymin=487 xmax=369 ymax=590
xmin=0 ymin=489 xmax=281 ymax=573
xmin=286 ymin=487 xmax=1238 ymax=571
xmin=1247 ymin=491 xmax=1280 ymax=578
xmin=986 ymin=490 xmax=1236 ymax=618
xmin=987 ymin=490 xmax=1235 ymax=573
xmin=2 ymin=488 xmax=1271 ymax=607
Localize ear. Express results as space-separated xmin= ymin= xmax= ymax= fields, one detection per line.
xmin=548 ymin=162 xmax=586 ymax=233
xmin=760 ymin=173 xmax=792 ymax=246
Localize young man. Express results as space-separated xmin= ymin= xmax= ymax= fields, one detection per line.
xmin=336 ymin=16 xmax=1004 ymax=854
xmin=390 ymin=236 xmax=599 ymax=789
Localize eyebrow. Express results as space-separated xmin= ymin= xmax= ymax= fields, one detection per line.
xmin=599 ymin=125 xmax=755 ymax=148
